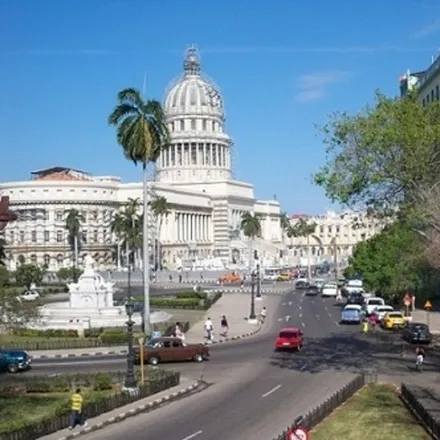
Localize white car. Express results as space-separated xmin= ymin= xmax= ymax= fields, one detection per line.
xmin=19 ymin=290 xmax=40 ymax=302
xmin=363 ymin=297 xmax=385 ymax=315
xmin=321 ymin=282 xmax=338 ymax=297
xmin=372 ymin=305 xmax=394 ymax=322
xmin=314 ymin=279 xmax=326 ymax=288
xmin=263 ymin=274 xmax=277 ymax=281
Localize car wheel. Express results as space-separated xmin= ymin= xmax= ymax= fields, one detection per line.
xmin=7 ymin=363 xmax=18 ymax=373
xmin=193 ymin=353 xmax=204 ymax=362
xmin=148 ymin=356 xmax=159 ymax=366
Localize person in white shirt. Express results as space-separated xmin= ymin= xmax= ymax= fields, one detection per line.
xmin=204 ymin=317 xmax=214 ymax=341
xmin=260 ymin=307 xmax=267 ymax=323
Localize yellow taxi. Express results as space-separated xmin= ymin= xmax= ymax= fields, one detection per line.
xmin=382 ymin=312 xmax=406 ymax=330
xmin=277 ymin=273 xmax=290 ymax=281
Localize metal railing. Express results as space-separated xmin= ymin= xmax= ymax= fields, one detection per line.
xmin=1 ymin=370 xmax=180 ymax=440
xmin=272 ymin=372 xmax=377 ymax=439
xmin=401 ymin=384 xmax=440 ymax=440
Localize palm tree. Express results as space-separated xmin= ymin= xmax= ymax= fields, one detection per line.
xmin=240 ymin=212 xmax=262 ymax=271
xmin=288 ymin=218 xmax=316 ymax=280
xmin=124 ymin=197 xmax=141 ymax=268
xmin=148 ymin=196 xmax=169 ymax=270
xmin=108 ymin=88 xmax=169 ymax=335
xmin=65 ymin=209 xmax=84 ymax=267
xmin=110 ymin=213 xmax=126 ymax=269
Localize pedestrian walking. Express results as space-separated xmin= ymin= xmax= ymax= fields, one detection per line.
xmin=178 ymin=274 xmax=183 ymax=283
xmin=260 ymin=306 xmax=267 ymax=323
xmin=412 ymin=294 xmax=416 ymax=311
xmin=204 ymin=317 xmax=214 ymax=342
xmin=220 ymin=315 xmax=229 ymax=336
xmin=69 ymin=388 xmax=87 ymax=430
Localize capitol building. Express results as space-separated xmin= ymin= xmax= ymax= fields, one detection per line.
xmin=0 ymin=47 xmax=284 ymax=271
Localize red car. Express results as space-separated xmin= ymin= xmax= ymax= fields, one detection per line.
xmin=274 ymin=327 xmax=304 ymax=351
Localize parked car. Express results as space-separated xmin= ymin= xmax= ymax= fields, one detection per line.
xmin=314 ymin=279 xmax=326 ymax=289
xmin=0 ymin=349 xmax=31 ymax=373
xmin=277 ymin=273 xmax=291 ymax=281
xmin=403 ymin=323 xmax=432 ymax=344
xmin=274 ymin=328 xmax=304 ymax=351
xmin=134 ymin=337 xmax=209 ymax=366
xmin=382 ymin=312 xmax=406 ymax=330
xmin=363 ymin=297 xmax=385 ymax=316
xmin=372 ymin=305 xmax=394 ymax=323
xmin=346 ymin=293 xmax=364 ymax=306
xmin=263 ymin=273 xmax=277 ymax=281
xmin=340 ymin=304 xmax=365 ymax=324
xmin=305 ymin=285 xmax=319 ymax=296
xmin=19 ymin=290 xmax=40 ymax=302
xmin=295 ymin=280 xmax=309 ymax=289
xmin=321 ymin=282 xmax=338 ymax=297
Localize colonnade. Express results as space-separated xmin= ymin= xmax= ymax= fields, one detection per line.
xmin=175 ymin=213 xmax=210 ymax=242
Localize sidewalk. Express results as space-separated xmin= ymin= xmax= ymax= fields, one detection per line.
xmin=411 ymin=309 xmax=440 ymax=334
xmin=30 ymin=292 xmax=270 ymax=358
xmin=38 ymin=378 xmax=202 ymax=440
xmin=184 ymin=292 xmax=267 ymax=344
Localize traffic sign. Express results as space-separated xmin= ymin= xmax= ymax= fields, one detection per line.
xmin=425 ymin=300 xmax=433 ymax=310
xmin=286 ymin=426 xmax=310 ymax=440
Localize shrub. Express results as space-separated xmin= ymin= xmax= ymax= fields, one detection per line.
xmin=12 ymin=328 xmax=79 ymax=338
xmin=150 ymin=298 xmax=200 ymax=309
xmin=100 ymin=328 xmax=127 ymax=345
xmin=176 ymin=291 xmax=207 ymax=300
xmin=93 ymin=373 xmax=113 ymax=391
xmin=84 ymin=327 xmax=104 ymax=338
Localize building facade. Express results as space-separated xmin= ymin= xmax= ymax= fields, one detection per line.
xmin=285 ymin=211 xmax=385 ymax=266
xmin=0 ymin=47 xmax=283 ymax=271
xmin=399 ymin=52 xmax=440 ymax=104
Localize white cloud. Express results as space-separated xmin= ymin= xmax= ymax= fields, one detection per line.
xmin=412 ymin=18 xmax=440 ymax=39
xmin=296 ymin=70 xmax=352 ymax=103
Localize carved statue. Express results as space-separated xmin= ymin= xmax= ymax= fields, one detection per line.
xmin=0 ymin=196 xmax=17 ymax=231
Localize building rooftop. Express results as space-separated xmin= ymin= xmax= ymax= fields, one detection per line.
xmin=30 ymin=167 xmax=92 ymax=181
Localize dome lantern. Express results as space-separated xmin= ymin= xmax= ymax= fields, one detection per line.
xmin=183 ymin=46 xmax=201 ymax=77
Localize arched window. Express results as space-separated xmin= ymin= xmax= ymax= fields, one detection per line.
xmin=43 ymin=255 xmax=50 ymax=266
xmin=30 ymin=254 xmax=37 ymax=264
xmin=57 ymin=254 xmax=64 ymax=264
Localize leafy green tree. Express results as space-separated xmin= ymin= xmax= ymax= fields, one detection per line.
xmin=0 ymin=286 xmax=39 ymax=330
xmin=148 ymin=196 xmax=169 ymax=270
xmin=108 ymin=88 xmax=169 ymax=335
xmin=65 ymin=209 xmax=84 ymax=267
xmin=57 ymin=267 xmax=83 ymax=283
xmin=240 ymin=212 xmax=262 ymax=268
xmin=0 ymin=265 xmax=9 ymax=287
xmin=314 ymin=92 xmax=440 ymax=218
xmin=15 ymin=264 xmax=45 ymax=289
xmin=345 ymin=221 xmax=423 ymax=298
xmin=287 ymin=218 xmax=317 ymax=280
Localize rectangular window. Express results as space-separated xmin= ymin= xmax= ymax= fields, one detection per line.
xmin=191 ymin=143 xmax=197 ymax=165
xmin=180 ymin=120 xmax=184 ymax=131
xmin=31 ymin=231 xmax=37 ymax=242
xmin=336 ymin=225 xmax=340 ymax=234
xmin=328 ymin=226 xmax=332 ymax=234
xmin=82 ymin=230 xmax=87 ymax=243
xmin=319 ymin=225 xmax=324 ymax=234
xmin=56 ymin=211 xmax=63 ymax=221
xmin=20 ymin=230 xmax=25 ymax=243
xmin=202 ymin=119 xmax=207 ymax=130
xmin=9 ymin=231 xmax=14 ymax=243
xmin=30 ymin=210 xmax=37 ymax=221
xmin=191 ymin=119 xmax=196 ymax=130
xmin=93 ymin=230 xmax=98 ymax=242
xmin=44 ymin=230 xmax=50 ymax=242
xmin=56 ymin=231 xmax=63 ymax=242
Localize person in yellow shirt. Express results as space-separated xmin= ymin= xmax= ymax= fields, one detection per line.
xmin=69 ymin=388 xmax=87 ymax=429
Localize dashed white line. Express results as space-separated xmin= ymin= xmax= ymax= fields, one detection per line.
xmin=288 ymin=301 xmax=292 ymax=306
xmin=328 ymin=313 xmax=332 ymax=318
xmin=299 ymin=313 xmax=302 ymax=318
xmin=182 ymin=430 xmax=203 ymax=440
xmin=301 ymin=322 xmax=306 ymax=327
xmin=300 ymin=363 xmax=308 ymax=371
xmin=298 ymin=305 xmax=302 ymax=310
xmin=262 ymin=384 xmax=282 ymax=398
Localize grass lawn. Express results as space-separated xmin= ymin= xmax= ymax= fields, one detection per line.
xmin=311 ymin=384 xmax=430 ymax=440
xmin=0 ymin=388 xmax=114 ymax=434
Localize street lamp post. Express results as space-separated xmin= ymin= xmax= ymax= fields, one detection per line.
xmin=249 ymin=272 xmax=257 ymax=323
xmin=124 ymin=299 xmax=137 ymax=390
xmin=256 ymin=263 xmax=262 ymax=300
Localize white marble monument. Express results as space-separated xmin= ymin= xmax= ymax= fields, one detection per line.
xmin=31 ymin=255 xmax=171 ymax=331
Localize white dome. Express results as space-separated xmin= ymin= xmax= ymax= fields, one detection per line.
xmin=164 ymin=47 xmax=224 ymax=118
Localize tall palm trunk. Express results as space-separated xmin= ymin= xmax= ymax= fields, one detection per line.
xmin=152 ymin=227 xmax=157 ymax=271
xmin=157 ymin=217 xmax=163 ymax=270
xmin=142 ymin=168 xmax=151 ymax=335
xmin=306 ymin=235 xmax=311 ymax=280
xmin=125 ymin=241 xmax=129 ymax=267
xmin=74 ymin=235 xmax=79 ymax=268
xmin=116 ymin=241 xmax=121 ymax=270
xmin=248 ymin=238 xmax=253 ymax=273
xmin=333 ymin=238 xmax=339 ymax=284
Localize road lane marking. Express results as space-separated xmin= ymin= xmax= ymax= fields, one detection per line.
xmin=300 ymin=363 xmax=308 ymax=371
xmin=285 ymin=315 xmax=291 ymax=322
xmin=299 ymin=313 xmax=302 ymax=318
xmin=288 ymin=301 xmax=292 ymax=305
xmin=328 ymin=312 xmax=332 ymax=318
xmin=261 ymin=384 xmax=282 ymax=398
xmin=301 ymin=322 xmax=306 ymax=327
xmin=298 ymin=305 xmax=302 ymax=310
xmin=315 ymin=314 xmax=320 ymax=319
xmin=182 ymin=431 xmax=203 ymax=440
xmin=324 ymin=306 xmax=328 ymax=311
xmin=282 ymin=302 xmax=287 ymax=306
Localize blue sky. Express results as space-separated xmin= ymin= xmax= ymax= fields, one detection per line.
xmin=1 ymin=0 xmax=440 ymax=214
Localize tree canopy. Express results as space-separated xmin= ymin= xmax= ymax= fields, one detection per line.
xmin=344 ymin=221 xmax=424 ymax=297
xmin=314 ymin=92 xmax=440 ymax=217
xmin=240 ymin=212 xmax=262 ymax=239
xmin=15 ymin=264 xmax=45 ymax=289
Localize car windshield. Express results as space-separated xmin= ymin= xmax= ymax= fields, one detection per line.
xmin=389 ymin=313 xmax=403 ymax=318
xmin=345 ymin=306 xmax=360 ymax=311
xmin=279 ymin=332 xmax=297 ymax=338
xmin=368 ymin=299 xmax=383 ymax=305
xmin=378 ymin=307 xmax=392 ymax=312
xmin=146 ymin=339 xmax=160 ymax=347
xmin=413 ymin=324 xmax=428 ymax=331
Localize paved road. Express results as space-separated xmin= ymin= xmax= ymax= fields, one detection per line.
xmin=30 ymin=291 xmax=424 ymax=440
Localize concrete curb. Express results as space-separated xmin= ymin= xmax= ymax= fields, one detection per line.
xmin=32 ymin=321 xmax=264 ymax=359
xmin=54 ymin=380 xmax=204 ymax=440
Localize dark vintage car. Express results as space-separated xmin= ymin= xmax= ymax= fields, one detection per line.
xmin=346 ymin=293 xmax=364 ymax=306
xmin=305 ymin=285 xmax=319 ymax=296
xmin=134 ymin=337 xmax=210 ymax=366
xmin=295 ymin=280 xmax=309 ymax=290
xmin=0 ymin=349 xmax=31 ymax=373
xmin=403 ymin=323 xmax=432 ymax=344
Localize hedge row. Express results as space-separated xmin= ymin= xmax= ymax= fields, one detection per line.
xmin=5 ymin=284 xmax=68 ymax=296
xmin=2 ymin=369 xmax=180 ymax=439
xmin=149 ymin=291 xmax=222 ymax=310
